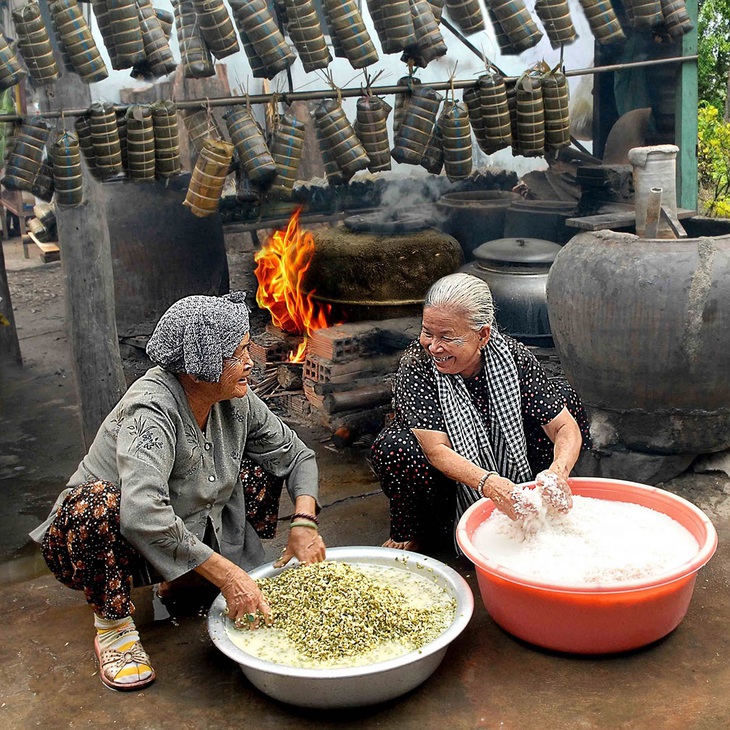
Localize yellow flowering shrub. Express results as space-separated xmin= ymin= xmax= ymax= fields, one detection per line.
xmin=698 ymin=103 xmax=730 ymax=216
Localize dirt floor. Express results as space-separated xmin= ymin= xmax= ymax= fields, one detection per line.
xmin=1 ymin=235 xmax=730 ymax=729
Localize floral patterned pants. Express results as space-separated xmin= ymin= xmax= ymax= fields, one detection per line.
xmin=41 ymin=480 xmax=141 ymax=620
xmin=42 ymin=460 xmax=283 ymax=619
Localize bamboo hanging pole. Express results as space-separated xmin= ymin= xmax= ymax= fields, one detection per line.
xmin=0 ymin=54 xmax=698 ymax=123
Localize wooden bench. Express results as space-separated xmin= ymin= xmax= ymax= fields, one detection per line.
xmin=26 ymin=230 xmax=60 ymax=263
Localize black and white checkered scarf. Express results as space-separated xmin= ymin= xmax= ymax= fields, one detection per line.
xmin=432 ymin=327 xmax=533 ymax=522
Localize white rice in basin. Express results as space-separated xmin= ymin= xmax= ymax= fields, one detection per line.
xmin=472 ymin=491 xmax=699 ymax=585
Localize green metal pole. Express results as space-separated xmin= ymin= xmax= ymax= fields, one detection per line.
xmin=677 ymin=0 xmax=699 ymax=211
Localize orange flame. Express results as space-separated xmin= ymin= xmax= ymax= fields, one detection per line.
xmin=254 ymin=208 xmax=338 ymax=362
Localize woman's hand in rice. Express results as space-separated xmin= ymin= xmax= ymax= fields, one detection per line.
xmin=486 ymin=475 xmax=538 ymax=521
xmin=275 ymin=526 xmax=327 ymax=569
xmin=536 ymin=468 xmax=573 ymax=513
xmin=220 ymin=565 xmax=272 ymax=629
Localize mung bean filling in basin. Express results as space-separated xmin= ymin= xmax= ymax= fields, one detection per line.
xmin=207 ymin=546 xmax=474 ymax=708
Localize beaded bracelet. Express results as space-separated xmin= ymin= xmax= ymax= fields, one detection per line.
xmin=290 ymin=520 xmax=318 ymax=530
xmin=477 ymin=471 xmax=499 ymax=499
xmin=291 ymin=512 xmax=319 ymax=525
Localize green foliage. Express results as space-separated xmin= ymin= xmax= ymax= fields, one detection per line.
xmin=698 ymin=0 xmax=730 ymax=111
xmin=697 ymin=103 xmax=730 ymax=213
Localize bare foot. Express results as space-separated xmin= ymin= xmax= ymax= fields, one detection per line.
xmin=382 ymin=538 xmax=421 ymax=552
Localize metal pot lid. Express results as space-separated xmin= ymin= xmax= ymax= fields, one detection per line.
xmin=344 ymin=210 xmax=432 ymax=234
xmin=472 ymin=237 xmax=562 ymax=268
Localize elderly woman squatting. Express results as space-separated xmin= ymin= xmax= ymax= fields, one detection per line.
xmin=371 ymin=273 xmax=591 ymax=551
xmin=31 ymin=293 xmax=325 ymax=691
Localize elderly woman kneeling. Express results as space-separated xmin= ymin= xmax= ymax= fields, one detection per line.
xmin=371 ymin=273 xmax=592 ymax=551
xmin=31 ymin=292 xmax=325 ymax=691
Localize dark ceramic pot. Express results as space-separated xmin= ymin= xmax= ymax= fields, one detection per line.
xmin=461 ymin=237 xmax=561 ymax=346
xmin=547 ymin=230 xmax=730 ymax=454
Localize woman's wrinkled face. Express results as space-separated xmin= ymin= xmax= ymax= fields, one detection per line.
xmin=419 ymin=305 xmax=490 ymax=378
xmin=218 ymin=333 xmax=254 ymax=399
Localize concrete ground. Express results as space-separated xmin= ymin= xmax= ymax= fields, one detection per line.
xmin=1 ymin=237 xmax=729 ymax=729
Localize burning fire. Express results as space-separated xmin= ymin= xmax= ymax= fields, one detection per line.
xmin=254 ymin=208 xmax=338 ymax=362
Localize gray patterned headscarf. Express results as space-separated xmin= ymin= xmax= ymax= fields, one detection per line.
xmin=146 ymin=292 xmax=250 ymax=382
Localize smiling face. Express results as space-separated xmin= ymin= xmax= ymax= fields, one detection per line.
xmin=216 ymin=333 xmax=254 ymax=400
xmin=419 ymin=305 xmax=490 ymax=378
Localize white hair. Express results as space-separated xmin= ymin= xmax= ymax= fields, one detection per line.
xmin=423 ymin=273 xmax=495 ymax=330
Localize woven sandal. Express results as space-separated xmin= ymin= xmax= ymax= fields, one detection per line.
xmin=94 ymin=635 xmax=156 ymax=692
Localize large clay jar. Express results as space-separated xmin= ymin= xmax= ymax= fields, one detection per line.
xmin=305 ymin=213 xmax=463 ymax=321
xmin=503 ymin=199 xmax=577 ymax=244
xmin=547 ymin=230 xmax=730 ymax=455
xmin=435 ymin=191 xmax=517 ymax=260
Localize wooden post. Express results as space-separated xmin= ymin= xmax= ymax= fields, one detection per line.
xmin=676 ymin=0 xmax=698 ymax=211
xmin=0 ymin=241 xmax=22 ymax=366
xmin=56 ymin=175 xmax=127 ymax=449
xmin=37 ymin=0 xmax=124 ymax=447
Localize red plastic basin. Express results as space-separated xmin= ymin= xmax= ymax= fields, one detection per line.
xmin=456 ymin=477 xmax=718 ymax=654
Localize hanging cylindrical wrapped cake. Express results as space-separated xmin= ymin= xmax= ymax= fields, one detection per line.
xmin=1 ymin=119 xmax=50 ymax=192
xmin=393 ymin=76 xmax=422 ymax=136
xmin=182 ymin=108 xmax=223 ymax=159
xmin=624 ymin=0 xmax=664 ymax=29
xmin=486 ymin=6 xmax=518 ymax=55
xmin=51 ymin=131 xmax=83 ymax=207
xmin=0 ymin=34 xmax=27 ymax=91
xmin=515 ymin=70 xmax=545 ymax=157
xmin=137 ymin=0 xmax=177 ymax=76
xmin=478 ymin=69 xmax=512 ymax=153
xmin=316 ymin=125 xmax=345 ymax=186
xmin=268 ymin=114 xmax=306 ymax=198
xmin=322 ymin=0 xmax=379 ymax=69
xmin=88 ymin=101 xmax=123 ymax=178
xmin=463 ymin=87 xmax=490 ymax=154
xmin=659 ymin=0 xmax=694 ymax=37
xmin=125 ymin=105 xmax=156 ymax=181
xmin=183 ymin=137 xmax=234 ymax=216
xmin=404 ymin=0 xmax=448 ymax=67
xmin=107 ymin=0 xmax=146 ymax=68
xmin=577 ymin=0 xmax=626 ymax=44
xmin=441 ymin=101 xmax=472 ymax=181
xmin=192 ymin=0 xmax=239 ymax=59
xmin=392 ymin=85 xmax=443 ymax=165
xmin=116 ymin=109 xmax=128 ymax=172
xmin=90 ymin=0 xmax=119 ymax=69
xmin=151 ymin=100 xmax=182 ymax=178
xmin=542 ymin=68 xmax=571 ymax=152
xmin=74 ymin=115 xmax=100 ymax=177
xmin=487 ymin=0 xmax=544 ymax=54
xmin=32 ymin=160 xmax=55 ymax=202
xmin=314 ymin=99 xmax=370 ymax=180
xmin=534 ymin=0 xmax=578 ymax=48
xmin=49 ymin=0 xmax=108 ymax=82
xmin=284 ymin=0 xmax=332 ymax=73
xmin=355 ymin=96 xmax=392 ymax=173
xmin=445 ymin=0 xmax=485 ymax=34
xmin=224 ymin=107 xmax=277 ymax=185
xmin=421 ymin=101 xmax=449 ymax=175
xmin=230 ymin=0 xmax=295 ymax=79
xmin=173 ymin=0 xmax=215 ymax=78
xmin=12 ymin=3 xmax=60 ymax=85
xmin=366 ymin=0 xmax=416 ymax=53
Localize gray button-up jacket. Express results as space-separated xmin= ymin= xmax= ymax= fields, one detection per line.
xmin=31 ymin=367 xmax=318 ymax=581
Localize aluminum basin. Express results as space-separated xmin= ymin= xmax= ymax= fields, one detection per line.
xmin=207 ymin=546 xmax=474 ymax=708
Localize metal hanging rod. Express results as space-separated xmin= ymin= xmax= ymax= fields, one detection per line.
xmin=0 ymin=54 xmax=697 ymax=122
